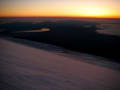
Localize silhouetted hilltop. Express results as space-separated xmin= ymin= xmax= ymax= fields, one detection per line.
xmin=0 ymin=20 xmax=120 ymax=61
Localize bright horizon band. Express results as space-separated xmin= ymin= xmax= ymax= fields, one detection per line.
xmin=0 ymin=0 xmax=120 ymax=18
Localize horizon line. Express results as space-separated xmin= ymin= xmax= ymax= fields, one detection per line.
xmin=0 ymin=16 xmax=120 ymax=19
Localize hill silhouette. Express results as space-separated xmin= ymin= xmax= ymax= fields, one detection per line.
xmin=0 ymin=20 xmax=120 ymax=62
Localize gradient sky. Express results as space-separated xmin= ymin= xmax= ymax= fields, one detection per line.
xmin=0 ymin=0 xmax=120 ymax=18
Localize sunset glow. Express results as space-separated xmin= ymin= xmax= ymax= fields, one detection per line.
xmin=0 ymin=0 xmax=120 ymax=18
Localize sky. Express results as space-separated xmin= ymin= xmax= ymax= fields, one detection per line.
xmin=0 ymin=0 xmax=120 ymax=18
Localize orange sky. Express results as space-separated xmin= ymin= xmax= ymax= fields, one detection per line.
xmin=0 ymin=0 xmax=120 ymax=18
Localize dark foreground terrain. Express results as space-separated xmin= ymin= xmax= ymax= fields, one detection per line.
xmin=0 ymin=18 xmax=120 ymax=61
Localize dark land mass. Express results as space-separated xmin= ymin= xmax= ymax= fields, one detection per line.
xmin=0 ymin=20 xmax=120 ymax=62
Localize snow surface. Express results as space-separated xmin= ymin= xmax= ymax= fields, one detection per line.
xmin=0 ymin=38 xmax=120 ymax=90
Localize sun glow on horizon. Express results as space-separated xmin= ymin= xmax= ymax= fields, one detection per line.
xmin=0 ymin=0 xmax=120 ymax=18
xmin=70 ymin=8 xmax=120 ymax=18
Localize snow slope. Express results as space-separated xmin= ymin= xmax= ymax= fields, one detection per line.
xmin=0 ymin=38 xmax=120 ymax=90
